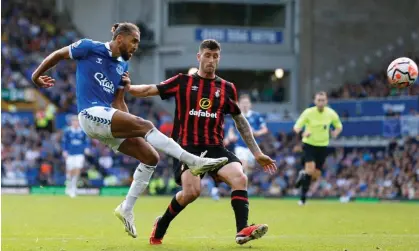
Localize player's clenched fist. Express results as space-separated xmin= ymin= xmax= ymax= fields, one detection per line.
xmin=122 ymin=72 xmax=131 ymax=86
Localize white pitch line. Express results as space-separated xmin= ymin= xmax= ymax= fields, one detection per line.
xmin=3 ymin=234 xmax=419 ymax=241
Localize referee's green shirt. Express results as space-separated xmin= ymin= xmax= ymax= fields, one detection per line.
xmin=294 ymin=107 xmax=342 ymax=147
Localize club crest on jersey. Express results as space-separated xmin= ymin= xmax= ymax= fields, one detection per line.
xmin=116 ymin=65 xmax=124 ymax=75
xmin=215 ymin=88 xmax=220 ymax=98
xmin=94 ymin=72 xmax=115 ymax=94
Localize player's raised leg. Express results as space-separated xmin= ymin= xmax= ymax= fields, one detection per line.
xmin=150 ymin=165 xmax=202 ymax=244
xmin=110 ymin=110 xmax=227 ymax=175
xmin=217 ymin=162 xmax=268 ymax=245
xmin=113 ymin=137 xmax=159 ymax=238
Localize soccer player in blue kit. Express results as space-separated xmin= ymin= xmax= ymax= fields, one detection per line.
xmin=31 ymin=22 xmax=227 ymax=238
xmin=62 ymin=115 xmax=90 ymax=198
xmin=228 ymin=94 xmax=268 ymax=173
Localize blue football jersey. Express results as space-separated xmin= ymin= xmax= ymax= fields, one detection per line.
xmin=62 ymin=127 xmax=90 ymax=155
xmin=235 ymin=111 xmax=266 ymax=147
xmin=69 ymin=39 xmax=129 ymax=112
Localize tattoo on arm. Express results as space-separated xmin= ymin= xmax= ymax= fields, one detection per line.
xmin=233 ymin=114 xmax=261 ymax=155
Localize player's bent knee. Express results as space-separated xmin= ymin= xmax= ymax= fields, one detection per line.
xmin=138 ymin=148 xmax=159 ymax=166
xmin=146 ymin=151 xmax=159 ymax=166
xmin=182 ymin=186 xmax=201 ymax=203
xmin=235 ymin=173 xmax=248 ymax=188
xmin=135 ymin=118 xmax=154 ymax=132
xmin=227 ymin=172 xmax=248 ymax=190
xmin=305 ymin=162 xmax=316 ymax=174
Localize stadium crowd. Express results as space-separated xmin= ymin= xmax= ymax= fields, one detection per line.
xmin=330 ymin=56 xmax=419 ymax=99
xmin=2 ymin=116 xmax=419 ymax=200
xmin=2 ymin=0 xmax=418 ymax=116
xmin=1 ymin=0 xmax=156 ymax=119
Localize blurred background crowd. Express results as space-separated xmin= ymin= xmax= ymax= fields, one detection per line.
xmin=2 ymin=0 xmax=419 ymax=200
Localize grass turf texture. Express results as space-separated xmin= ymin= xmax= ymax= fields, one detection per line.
xmin=2 ymin=195 xmax=419 ymax=251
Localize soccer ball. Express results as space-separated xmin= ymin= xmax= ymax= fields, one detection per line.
xmin=387 ymin=57 xmax=418 ymax=88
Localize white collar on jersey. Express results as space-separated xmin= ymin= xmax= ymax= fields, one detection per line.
xmin=70 ymin=127 xmax=82 ymax=133
xmin=105 ymin=42 xmax=124 ymax=62
xmin=243 ymin=110 xmax=253 ymax=117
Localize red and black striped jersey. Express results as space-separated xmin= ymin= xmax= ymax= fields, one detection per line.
xmin=156 ymin=72 xmax=241 ymax=147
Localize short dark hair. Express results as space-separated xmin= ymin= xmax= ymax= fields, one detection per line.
xmin=111 ymin=22 xmax=140 ymax=40
xmin=315 ymin=91 xmax=328 ymax=98
xmin=199 ymin=39 xmax=221 ymax=51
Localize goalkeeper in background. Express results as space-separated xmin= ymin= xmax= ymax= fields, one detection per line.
xmin=293 ymin=91 xmax=343 ymax=205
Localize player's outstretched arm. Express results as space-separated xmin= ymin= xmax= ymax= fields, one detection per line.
xmin=232 ymin=114 xmax=277 ymax=173
xmin=31 ymin=46 xmax=71 ymax=88
xmin=128 ymin=85 xmax=159 ymax=98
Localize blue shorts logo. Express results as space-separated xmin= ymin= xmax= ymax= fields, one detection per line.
xmin=104 ymin=107 xmax=111 ymax=112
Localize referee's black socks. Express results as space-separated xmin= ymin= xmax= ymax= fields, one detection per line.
xmin=231 ymin=190 xmax=249 ymax=232
xmin=156 ymin=196 xmax=185 ymax=238
xmin=300 ymin=175 xmax=312 ymax=203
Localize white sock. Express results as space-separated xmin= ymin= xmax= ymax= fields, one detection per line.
xmin=122 ymin=163 xmax=155 ymax=212
xmin=71 ymin=176 xmax=78 ymax=194
xmin=65 ymin=173 xmax=71 ymax=190
xmin=144 ymin=128 xmax=201 ymax=166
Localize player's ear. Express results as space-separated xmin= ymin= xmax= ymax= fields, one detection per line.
xmin=196 ymin=52 xmax=200 ymax=62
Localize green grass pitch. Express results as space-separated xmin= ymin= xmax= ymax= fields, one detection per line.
xmin=2 ymin=195 xmax=419 ymax=251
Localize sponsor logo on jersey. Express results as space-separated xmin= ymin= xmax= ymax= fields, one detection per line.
xmin=199 ymin=98 xmax=212 ymax=109
xmin=189 ymin=109 xmax=217 ymax=118
xmin=94 ymin=72 xmax=115 ymax=94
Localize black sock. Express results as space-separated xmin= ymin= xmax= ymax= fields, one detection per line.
xmin=231 ymin=190 xmax=249 ymax=233
xmin=155 ymin=196 xmax=185 ymax=238
xmin=300 ymin=175 xmax=312 ymax=203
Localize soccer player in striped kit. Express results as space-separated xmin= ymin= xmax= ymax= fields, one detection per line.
xmin=128 ymin=39 xmax=277 ymax=245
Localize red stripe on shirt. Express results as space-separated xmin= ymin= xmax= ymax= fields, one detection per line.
xmin=173 ymin=83 xmax=182 ymax=140
xmin=204 ymin=81 xmax=216 ymax=145
xmin=213 ymin=80 xmax=226 ymax=145
xmin=165 ymin=86 xmax=179 ymax=95
xmin=193 ymin=79 xmax=204 ymax=145
xmin=182 ymin=76 xmax=193 ymax=146
xmin=230 ymin=82 xmax=238 ymax=102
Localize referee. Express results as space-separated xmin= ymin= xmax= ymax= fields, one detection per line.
xmin=293 ymin=91 xmax=343 ymax=205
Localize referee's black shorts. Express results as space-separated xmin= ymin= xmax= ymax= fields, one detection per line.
xmin=173 ymin=145 xmax=241 ymax=186
xmin=302 ymin=143 xmax=328 ymax=170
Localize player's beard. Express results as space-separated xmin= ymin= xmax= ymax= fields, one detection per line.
xmin=121 ymin=50 xmax=130 ymax=61
xmin=120 ymin=45 xmax=131 ymax=61
xmin=204 ymin=63 xmax=216 ymax=74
